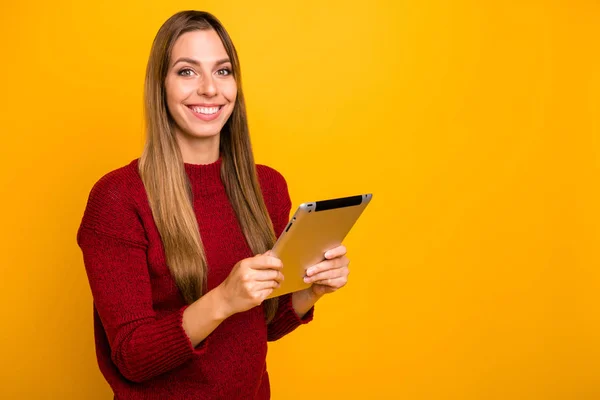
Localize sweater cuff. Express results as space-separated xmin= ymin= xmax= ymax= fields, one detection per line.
xmin=267 ymin=293 xmax=314 ymax=341
xmin=118 ymin=306 xmax=203 ymax=381
xmin=282 ymin=292 xmax=314 ymax=325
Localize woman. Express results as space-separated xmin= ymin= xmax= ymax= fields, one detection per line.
xmin=77 ymin=10 xmax=350 ymax=399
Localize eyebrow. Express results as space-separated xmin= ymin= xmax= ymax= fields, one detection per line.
xmin=171 ymin=57 xmax=231 ymax=68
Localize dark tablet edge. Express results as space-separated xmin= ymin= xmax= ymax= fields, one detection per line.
xmin=314 ymin=195 xmax=365 ymax=212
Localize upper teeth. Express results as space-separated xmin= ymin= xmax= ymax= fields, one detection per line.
xmin=191 ymin=106 xmax=220 ymax=115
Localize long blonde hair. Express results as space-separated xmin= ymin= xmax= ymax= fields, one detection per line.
xmin=139 ymin=10 xmax=279 ymax=321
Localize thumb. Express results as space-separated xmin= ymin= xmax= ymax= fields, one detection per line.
xmin=264 ymin=250 xmax=274 ymax=257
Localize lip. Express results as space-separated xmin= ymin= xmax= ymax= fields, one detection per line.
xmin=186 ymin=104 xmax=224 ymax=122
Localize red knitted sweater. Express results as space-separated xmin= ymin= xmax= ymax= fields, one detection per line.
xmin=77 ymin=158 xmax=313 ymax=399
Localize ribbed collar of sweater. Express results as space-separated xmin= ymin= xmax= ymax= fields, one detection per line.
xmin=183 ymin=157 xmax=224 ymax=196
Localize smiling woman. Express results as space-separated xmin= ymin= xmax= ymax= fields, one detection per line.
xmin=76 ymin=10 xmax=351 ymax=400
xmin=165 ymin=30 xmax=238 ymax=154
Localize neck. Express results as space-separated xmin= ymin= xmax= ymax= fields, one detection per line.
xmin=176 ymin=130 xmax=220 ymax=164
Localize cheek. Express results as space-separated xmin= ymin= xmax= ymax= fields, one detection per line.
xmin=221 ymin=80 xmax=238 ymax=103
xmin=164 ymin=77 xmax=178 ymax=115
xmin=165 ymin=77 xmax=195 ymax=109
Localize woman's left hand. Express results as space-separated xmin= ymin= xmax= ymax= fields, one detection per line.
xmin=303 ymin=245 xmax=350 ymax=297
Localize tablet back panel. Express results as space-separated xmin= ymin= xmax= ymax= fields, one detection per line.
xmin=266 ymin=194 xmax=372 ymax=299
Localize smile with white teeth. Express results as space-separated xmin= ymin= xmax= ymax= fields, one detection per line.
xmin=189 ymin=106 xmax=221 ymax=115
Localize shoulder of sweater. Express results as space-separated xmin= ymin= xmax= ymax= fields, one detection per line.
xmin=256 ymin=164 xmax=287 ymax=190
xmin=78 ymin=159 xmax=148 ymax=247
xmin=79 ymin=159 xmax=147 ymax=242
xmin=90 ymin=158 xmax=143 ymax=193
xmin=256 ymin=164 xmax=291 ymax=214
xmin=86 ymin=159 xmax=146 ymax=214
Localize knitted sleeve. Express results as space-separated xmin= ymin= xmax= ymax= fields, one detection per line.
xmin=76 ymin=169 xmax=202 ymax=383
xmin=256 ymin=165 xmax=314 ymax=341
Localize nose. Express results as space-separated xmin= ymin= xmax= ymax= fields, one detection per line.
xmin=197 ymin=75 xmax=217 ymax=97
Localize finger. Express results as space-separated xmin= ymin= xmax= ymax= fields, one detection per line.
xmin=252 ymin=280 xmax=281 ymax=291
xmin=247 ymin=255 xmax=283 ymax=270
xmin=305 ymin=256 xmax=348 ymax=277
xmin=254 ymin=269 xmax=285 ymax=283
xmin=304 ymin=266 xmax=348 ymax=284
xmin=311 ymin=276 xmax=348 ymax=289
xmin=324 ymin=245 xmax=347 ymax=260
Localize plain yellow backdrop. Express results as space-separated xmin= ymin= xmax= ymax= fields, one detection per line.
xmin=1 ymin=1 xmax=599 ymax=399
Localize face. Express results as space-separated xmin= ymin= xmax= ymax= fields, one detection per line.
xmin=164 ymin=29 xmax=237 ymax=142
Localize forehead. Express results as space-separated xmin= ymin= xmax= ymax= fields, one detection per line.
xmin=171 ymin=29 xmax=229 ymax=62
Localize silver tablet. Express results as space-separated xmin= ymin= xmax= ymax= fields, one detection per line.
xmin=266 ymin=193 xmax=373 ymax=299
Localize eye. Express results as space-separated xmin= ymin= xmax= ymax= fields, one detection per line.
xmin=177 ymin=68 xmax=195 ymax=77
xmin=216 ymin=68 xmax=232 ymax=76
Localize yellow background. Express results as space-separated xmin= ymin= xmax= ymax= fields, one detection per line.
xmin=1 ymin=1 xmax=598 ymax=399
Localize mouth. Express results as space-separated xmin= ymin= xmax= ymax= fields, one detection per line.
xmin=186 ymin=104 xmax=225 ymax=121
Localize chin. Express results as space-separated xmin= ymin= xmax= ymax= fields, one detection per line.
xmin=186 ymin=128 xmax=222 ymax=138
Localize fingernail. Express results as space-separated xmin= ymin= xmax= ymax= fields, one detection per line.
xmin=324 ymin=251 xmax=331 ymax=258
xmin=306 ymin=268 xmax=313 ymax=276
xmin=303 ymin=276 xmax=310 ymax=283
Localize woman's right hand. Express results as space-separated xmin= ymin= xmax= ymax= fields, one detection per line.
xmin=216 ymin=251 xmax=284 ymax=318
